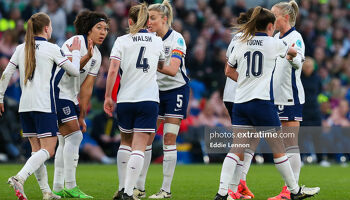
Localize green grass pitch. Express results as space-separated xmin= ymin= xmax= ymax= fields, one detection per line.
xmin=0 ymin=164 xmax=349 ymax=200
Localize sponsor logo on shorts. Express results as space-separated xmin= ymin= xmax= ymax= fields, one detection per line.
xmin=278 ymin=105 xmax=284 ymax=111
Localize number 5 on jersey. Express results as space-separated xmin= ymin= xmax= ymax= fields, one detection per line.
xmin=136 ymin=46 xmax=150 ymax=72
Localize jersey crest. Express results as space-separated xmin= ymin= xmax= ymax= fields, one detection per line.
xmin=164 ymin=46 xmax=171 ymax=56
xmin=62 ymin=106 xmax=71 ymax=115
xmin=91 ymin=59 xmax=96 ymax=67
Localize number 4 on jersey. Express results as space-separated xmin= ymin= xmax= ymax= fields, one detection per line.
xmin=136 ymin=46 xmax=150 ymax=72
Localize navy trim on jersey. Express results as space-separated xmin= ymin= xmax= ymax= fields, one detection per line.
xmin=83 ymin=35 xmax=88 ymax=49
xmin=291 ymin=68 xmax=300 ymax=104
xmin=162 ymin=29 xmax=173 ymax=41
xmin=255 ymin=32 xmax=268 ymax=36
xmin=279 ymin=27 xmax=296 ymax=39
xmin=270 ymin=59 xmax=277 ymax=104
xmin=54 ymin=68 xmax=65 ymax=101
xmin=179 ymin=58 xmax=189 ymax=83
xmin=50 ymin=64 xmax=57 ymax=113
xmin=139 ymin=29 xmax=148 ymax=33
xmin=34 ymin=36 xmax=47 ymax=41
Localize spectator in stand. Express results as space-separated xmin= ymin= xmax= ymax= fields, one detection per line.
xmin=0 ymin=30 xmax=18 ymax=59
xmin=40 ymin=0 xmax=66 ymax=45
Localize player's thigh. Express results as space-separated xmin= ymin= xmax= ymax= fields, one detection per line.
xmin=278 ymin=104 xmax=302 ymax=147
xmin=132 ymin=132 xmax=151 ymax=152
xmin=56 ymin=99 xmax=80 ymax=135
xmin=59 ymin=120 xmax=80 ymax=136
xmin=161 ymin=84 xmax=190 ymax=120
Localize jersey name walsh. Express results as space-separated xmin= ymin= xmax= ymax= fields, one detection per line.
xmin=132 ymin=35 xmax=152 ymax=42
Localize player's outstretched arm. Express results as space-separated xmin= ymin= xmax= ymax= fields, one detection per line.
xmin=0 ymin=60 xmax=18 ymax=116
xmin=60 ymin=37 xmax=82 ymax=76
xmin=104 ymin=58 xmax=120 ymax=117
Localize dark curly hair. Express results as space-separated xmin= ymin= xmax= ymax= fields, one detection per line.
xmin=74 ymin=10 xmax=109 ymax=35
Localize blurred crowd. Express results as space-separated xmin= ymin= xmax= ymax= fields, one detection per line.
xmin=0 ymin=0 xmax=350 ymax=165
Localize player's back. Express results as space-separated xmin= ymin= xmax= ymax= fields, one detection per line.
xmin=229 ymin=33 xmax=288 ymax=104
xmin=110 ymin=31 xmax=164 ymax=103
xmin=16 ymin=38 xmax=67 ymax=113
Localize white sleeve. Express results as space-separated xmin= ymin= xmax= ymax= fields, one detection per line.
xmin=226 ymin=39 xmax=235 ymax=59
xmin=276 ymin=39 xmax=289 ymax=58
xmin=227 ymin=49 xmax=237 ymax=68
xmin=88 ymin=53 xmax=101 ymax=76
xmin=171 ymin=34 xmax=186 ymax=60
xmin=288 ymin=37 xmax=305 ymax=69
xmin=0 ymin=65 xmax=17 ymax=104
xmin=61 ymin=39 xmax=72 ymax=57
xmin=52 ymin=44 xmax=80 ymax=76
xmin=59 ymin=50 xmax=81 ymax=77
xmin=110 ymin=38 xmax=122 ymax=61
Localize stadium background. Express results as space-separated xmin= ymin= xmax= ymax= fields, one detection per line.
xmin=0 ymin=0 xmax=350 ymax=166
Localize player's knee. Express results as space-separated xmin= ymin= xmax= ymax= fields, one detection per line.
xmin=122 ymin=133 xmax=133 ymax=146
xmin=45 ymin=148 xmax=56 ymax=158
xmin=163 ymin=123 xmax=180 ymax=145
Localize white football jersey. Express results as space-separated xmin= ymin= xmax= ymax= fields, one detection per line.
xmin=110 ymin=30 xmax=165 ymax=103
xmin=157 ymin=29 xmax=189 ymax=91
xmin=228 ymin=33 xmax=289 ymax=104
xmin=273 ymin=27 xmax=305 ymax=105
xmin=56 ymin=35 xmax=102 ymax=105
xmin=0 ymin=37 xmax=80 ymax=113
xmin=223 ymin=33 xmax=241 ymax=103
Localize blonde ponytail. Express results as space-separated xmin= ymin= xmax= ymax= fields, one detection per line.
xmin=149 ymin=0 xmax=174 ymax=27
xmin=24 ymin=12 xmax=50 ymax=85
xmin=129 ymin=3 xmax=149 ymax=35
xmin=24 ymin=19 xmax=36 ymax=85
xmin=289 ymin=1 xmax=299 ymax=26
xmin=162 ymin=0 xmax=173 ymax=26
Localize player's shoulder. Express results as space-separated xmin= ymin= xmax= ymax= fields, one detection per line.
xmin=93 ymin=47 xmax=102 ymax=59
xmin=45 ymin=42 xmax=61 ymax=51
xmin=171 ymin=30 xmax=185 ymax=41
xmin=114 ymin=34 xmax=130 ymax=45
xmin=118 ymin=33 xmax=131 ymax=40
xmin=290 ymin=30 xmax=304 ymax=44
xmin=16 ymin=43 xmax=25 ymax=51
xmin=170 ymin=30 xmax=186 ymax=48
